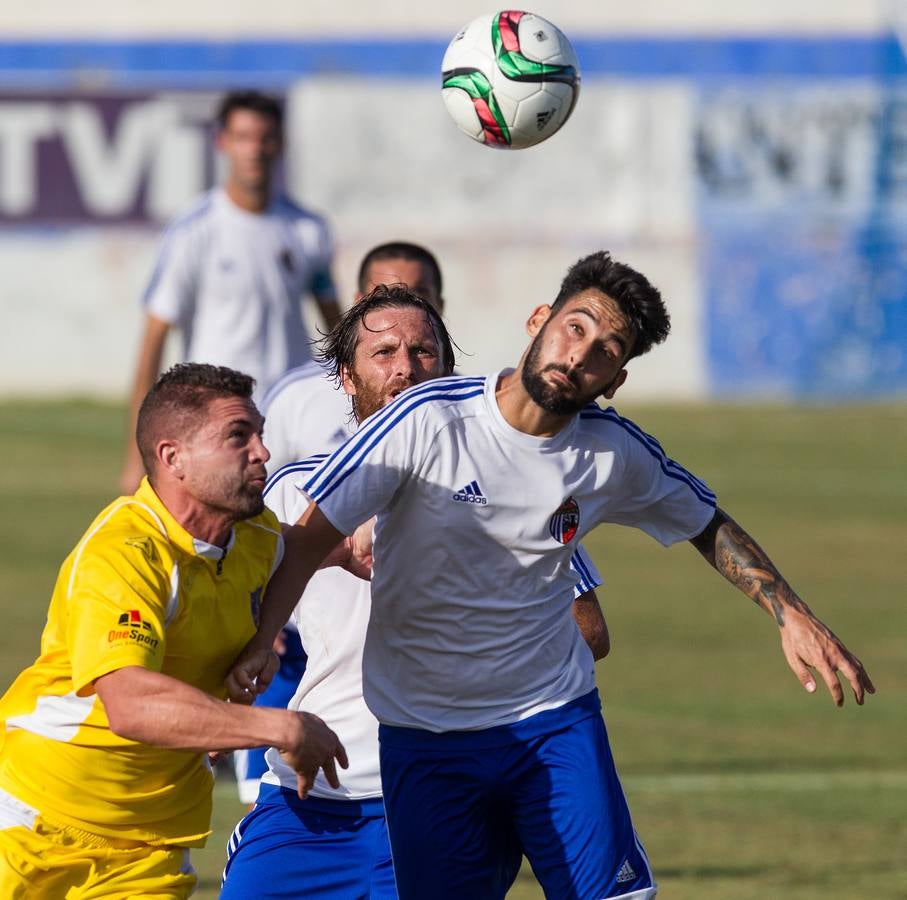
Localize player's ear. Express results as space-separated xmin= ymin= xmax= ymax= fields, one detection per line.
xmin=526 ymin=304 xmax=552 ymax=337
xmin=157 ymin=439 xmax=183 ymax=478
xmin=602 ymin=369 xmax=628 ymax=400
xmin=340 ymin=365 xmax=357 ymax=397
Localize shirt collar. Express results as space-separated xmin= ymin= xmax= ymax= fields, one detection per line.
xmin=135 ymin=478 xmax=236 ymax=561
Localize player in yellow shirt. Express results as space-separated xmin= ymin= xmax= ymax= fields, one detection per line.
xmin=0 ymin=363 xmax=347 ymax=900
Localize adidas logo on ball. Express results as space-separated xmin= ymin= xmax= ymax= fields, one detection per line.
xmin=536 ymin=109 xmax=556 ymax=130
xmin=441 ymin=11 xmax=580 ymax=149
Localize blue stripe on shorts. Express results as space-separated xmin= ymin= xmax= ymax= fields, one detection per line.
xmin=221 ymin=784 xmax=395 ymax=899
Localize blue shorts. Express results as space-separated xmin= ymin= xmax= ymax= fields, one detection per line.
xmin=233 ymin=627 xmax=308 ymax=803
xmin=220 ymin=783 xmax=396 ymax=900
xmin=379 ymin=690 xmax=655 ymax=900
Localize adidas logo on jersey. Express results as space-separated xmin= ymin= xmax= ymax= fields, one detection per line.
xmin=452 ymin=480 xmax=487 ymax=505
xmin=615 ymin=859 xmax=637 ymax=884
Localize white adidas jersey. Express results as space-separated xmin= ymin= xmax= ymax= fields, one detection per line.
xmin=260 ymin=456 xmax=603 ymax=800
xmin=305 ymin=371 xmax=717 ymax=733
xmin=142 ymin=188 xmax=336 ymax=401
xmin=260 ymin=362 xmax=354 ymax=474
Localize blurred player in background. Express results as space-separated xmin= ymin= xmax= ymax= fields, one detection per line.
xmin=261 ymin=240 xmax=446 ymax=472
xmin=0 ymin=363 xmax=345 ymax=900
xmin=221 ymin=285 xmax=608 ymax=899
xmin=231 ymin=241 xmax=449 ymax=808
xmin=119 ymin=90 xmax=342 ymax=493
xmin=235 ymin=251 xmax=874 ymax=900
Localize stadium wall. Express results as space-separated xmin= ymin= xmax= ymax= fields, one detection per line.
xmin=1 ymin=4 xmax=906 ymax=399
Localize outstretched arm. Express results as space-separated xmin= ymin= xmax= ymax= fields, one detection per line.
xmin=690 ymin=508 xmax=874 ymax=706
xmin=96 ymin=665 xmax=347 ymax=798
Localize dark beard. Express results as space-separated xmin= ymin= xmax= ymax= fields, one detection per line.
xmin=210 ymin=483 xmax=265 ymax=521
xmin=351 ymin=374 xmax=414 ymax=423
xmin=205 ymin=487 xmax=265 ymax=522
xmin=521 ymin=336 xmax=588 ymax=416
xmin=351 ymin=384 xmax=385 ymax=424
xmin=235 ymin=490 xmax=265 ymax=519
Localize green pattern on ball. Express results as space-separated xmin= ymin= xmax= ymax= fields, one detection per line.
xmin=491 ymin=16 xmax=575 ymax=81
xmin=442 ymin=69 xmax=511 ymax=143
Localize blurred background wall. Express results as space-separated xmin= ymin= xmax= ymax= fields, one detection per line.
xmin=1 ymin=0 xmax=906 ymax=400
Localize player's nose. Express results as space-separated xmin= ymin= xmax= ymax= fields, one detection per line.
xmin=394 ymin=348 xmax=418 ymax=378
xmin=572 ymin=340 xmax=598 ymax=369
xmin=250 ymin=433 xmax=270 ymax=463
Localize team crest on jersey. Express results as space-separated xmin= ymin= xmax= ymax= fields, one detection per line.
xmin=279 ymin=248 xmax=295 ymax=274
xmin=548 ymin=496 xmax=580 ymax=544
xmin=124 ymin=536 xmax=156 ymax=561
xmin=250 ymin=586 xmax=263 ymax=625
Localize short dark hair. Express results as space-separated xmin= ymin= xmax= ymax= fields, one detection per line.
xmin=216 ymin=90 xmax=283 ymax=132
xmin=317 ymin=284 xmax=456 ymax=383
xmin=136 ymin=363 xmax=255 ymax=480
xmin=552 ymin=251 xmax=670 ymax=359
xmin=357 ymin=242 xmax=443 ymax=300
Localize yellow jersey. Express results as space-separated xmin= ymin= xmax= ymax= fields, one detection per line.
xmin=0 ymin=478 xmax=282 ymax=846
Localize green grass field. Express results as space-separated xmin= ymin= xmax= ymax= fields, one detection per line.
xmin=1 ymin=399 xmax=905 ymax=899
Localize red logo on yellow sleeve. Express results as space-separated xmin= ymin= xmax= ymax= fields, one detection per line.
xmin=108 ymin=610 xmax=160 ymax=649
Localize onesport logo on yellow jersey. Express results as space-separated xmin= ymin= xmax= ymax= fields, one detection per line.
xmin=108 ymin=609 xmax=160 ymax=649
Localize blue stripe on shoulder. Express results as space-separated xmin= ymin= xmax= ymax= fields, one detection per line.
xmin=570 ymin=550 xmax=596 ymax=591
xmin=303 ymin=375 xmax=484 ymax=496
xmin=580 ymin=405 xmax=716 ymax=506
xmin=140 ymin=194 xmax=214 ymax=306
xmin=580 ymin=559 xmax=597 ymax=592
xmin=264 ymin=453 xmax=330 ymax=497
xmin=305 ymin=376 xmax=486 ymax=504
xmin=169 ymin=192 xmax=216 ymax=229
xmin=601 ymin=410 xmax=715 ymax=497
xmin=260 ymin=361 xmax=327 ymax=412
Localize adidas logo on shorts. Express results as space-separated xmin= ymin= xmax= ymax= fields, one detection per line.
xmin=616 ymin=859 xmax=636 ymax=884
xmin=452 ymin=480 xmax=487 ymax=505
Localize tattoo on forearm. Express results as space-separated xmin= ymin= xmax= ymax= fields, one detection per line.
xmin=711 ymin=515 xmax=816 ymax=629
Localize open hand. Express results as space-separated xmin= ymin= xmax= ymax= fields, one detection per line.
xmin=279 ymin=712 xmax=349 ymax=799
xmin=779 ymin=609 xmax=875 ymax=706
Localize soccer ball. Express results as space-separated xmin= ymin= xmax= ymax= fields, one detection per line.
xmin=441 ymin=10 xmax=580 ymax=150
